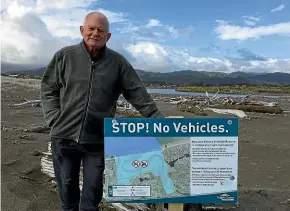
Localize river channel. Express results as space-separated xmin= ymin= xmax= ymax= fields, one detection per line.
xmin=146 ymin=88 xmax=248 ymax=98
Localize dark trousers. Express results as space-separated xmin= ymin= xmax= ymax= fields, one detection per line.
xmin=51 ymin=138 xmax=105 ymax=211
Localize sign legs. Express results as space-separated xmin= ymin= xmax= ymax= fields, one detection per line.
xmin=167 ymin=203 xmax=184 ymax=211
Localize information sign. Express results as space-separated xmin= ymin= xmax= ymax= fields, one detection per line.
xmin=104 ymin=118 xmax=238 ymax=204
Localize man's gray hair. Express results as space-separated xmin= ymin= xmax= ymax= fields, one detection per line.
xmin=83 ymin=11 xmax=110 ymax=32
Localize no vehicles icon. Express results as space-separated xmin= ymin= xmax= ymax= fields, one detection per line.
xmin=132 ymin=160 xmax=148 ymax=168
xmin=132 ymin=160 xmax=140 ymax=168
xmin=141 ymin=160 xmax=148 ymax=168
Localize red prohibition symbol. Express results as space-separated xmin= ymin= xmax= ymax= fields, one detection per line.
xmin=141 ymin=160 xmax=148 ymax=168
xmin=132 ymin=160 xmax=140 ymax=168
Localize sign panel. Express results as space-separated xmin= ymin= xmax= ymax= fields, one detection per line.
xmin=104 ymin=118 xmax=238 ymax=204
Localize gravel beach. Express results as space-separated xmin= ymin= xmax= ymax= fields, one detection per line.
xmin=1 ymin=77 xmax=290 ymax=211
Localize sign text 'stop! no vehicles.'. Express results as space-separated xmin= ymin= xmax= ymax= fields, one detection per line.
xmin=104 ymin=118 xmax=238 ymax=137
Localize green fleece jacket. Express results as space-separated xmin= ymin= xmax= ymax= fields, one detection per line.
xmin=40 ymin=40 xmax=164 ymax=144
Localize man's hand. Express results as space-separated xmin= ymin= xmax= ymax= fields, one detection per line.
xmin=40 ymin=53 xmax=61 ymax=127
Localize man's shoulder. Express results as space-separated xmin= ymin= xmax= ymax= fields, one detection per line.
xmin=106 ymin=47 xmax=131 ymax=66
xmin=54 ymin=43 xmax=81 ymax=58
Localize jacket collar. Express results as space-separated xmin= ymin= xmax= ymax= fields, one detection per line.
xmin=80 ymin=39 xmax=107 ymax=60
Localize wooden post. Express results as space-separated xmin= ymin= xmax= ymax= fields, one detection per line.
xmin=166 ymin=116 xmax=184 ymax=211
xmin=168 ymin=203 xmax=184 ymax=211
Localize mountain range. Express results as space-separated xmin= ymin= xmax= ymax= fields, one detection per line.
xmin=2 ymin=64 xmax=290 ymax=85
xmin=136 ymin=69 xmax=290 ymax=85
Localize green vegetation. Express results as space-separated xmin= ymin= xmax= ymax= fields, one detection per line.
xmin=31 ymin=76 xmax=43 ymax=80
xmin=21 ymin=75 xmax=43 ymax=80
xmin=4 ymin=75 xmax=290 ymax=94
xmin=176 ymin=85 xmax=290 ymax=94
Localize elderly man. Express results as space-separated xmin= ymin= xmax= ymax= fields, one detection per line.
xmin=41 ymin=12 xmax=163 ymax=211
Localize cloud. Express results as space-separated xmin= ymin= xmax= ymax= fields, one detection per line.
xmin=1 ymin=0 xmax=290 ymax=74
xmin=242 ymin=16 xmax=260 ymax=22
xmin=146 ymin=19 xmax=161 ymax=27
xmin=241 ymin=16 xmax=260 ymax=26
xmin=125 ymin=41 xmax=233 ymax=72
xmin=125 ymin=41 xmax=290 ymax=73
xmin=270 ymin=4 xmax=285 ymax=12
xmin=243 ymin=20 xmax=256 ymax=26
xmin=215 ymin=20 xmax=290 ymax=40
xmin=117 ymin=18 xmax=193 ymax=41
xmin=96 ymin=8 xmax=128 ymax=23
xmin=0 ymin=0 xmax=128 ymax=64
xmin=1 ymin=10 xmax=77 ymax=64
xmin=232 ymin=58 xmax=290 ymax=73
xmin=236 ymin=48 xmax=266 ymax=61
xmin=41 ymin=8 xmax=127 ymax=39
xmin=199 ymin=43 xmax=221 ymax=53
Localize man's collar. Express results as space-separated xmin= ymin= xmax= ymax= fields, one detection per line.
xmin=81 ymin=39 xmax=107 ymax=59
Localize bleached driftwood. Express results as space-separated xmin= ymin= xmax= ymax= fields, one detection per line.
xmin=203 ymin=90 xmax=220 ymax=106
xmin=175 ymin=90 xmax=284 ymax=117
xmin=169 ymin=99 xmax=188 ymax=105
xmin=177 ymin=101 xmax=207 ymax=116
xmin=13 ymin=99 xmax=41 ymax=107
xmin=24 ymin=125 xmax=50 ymax=133
xmin=204 ymin=108 xmax=248 ymax=119
xmin=169 ymin=96 xmax=189 ymax=105
xmin=240 ymin=101 xmax=278 ymax=107
xmin=15 ymin=96 xmax=139 ymax=116
xmin=41 ymin=157 xmax=55 ymax=178
xmin=210 ymin=104 xmax=283 ymax=114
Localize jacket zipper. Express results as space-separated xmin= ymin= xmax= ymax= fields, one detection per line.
xmin=76 ymin=60 xmax=95 ymax=143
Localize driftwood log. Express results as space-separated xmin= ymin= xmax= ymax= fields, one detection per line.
xmin=12 ymin=100 xmax=42 ymax=107
xmin=25 ymin=125 xmax=50 ymax=133
xmin=210 ymin=104 xmax=283 ymax=114
xmin=204 ymin=108 xmax=248 ymax=119
xmin=176 ymin=102 xmax=207 ymax=116
xmin=173 ymin=90 xmax=284 ymax=117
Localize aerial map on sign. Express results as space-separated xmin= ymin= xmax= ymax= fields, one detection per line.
xmin=104 ymin=135 xmax=191 ymax=201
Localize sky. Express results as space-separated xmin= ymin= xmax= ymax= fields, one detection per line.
xmin=1 ymin=0 xmax=290 ymax=73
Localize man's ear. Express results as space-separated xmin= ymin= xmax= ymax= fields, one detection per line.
xmin=106 ymin=33 xmax=112 ymax=42
xmin=80 ymin=25 xmax=84 ymax=34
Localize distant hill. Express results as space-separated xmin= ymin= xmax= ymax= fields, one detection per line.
xmin=1 ymin=62 xmax=43 ymax=72
xmin=3 ymin=65 xmax=290 ymax=85
xmin=135 ymin=69 xmax=290 ymax=85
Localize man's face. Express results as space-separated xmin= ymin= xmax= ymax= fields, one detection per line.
xmin=80 ymin=15 xmax=111 ymax=49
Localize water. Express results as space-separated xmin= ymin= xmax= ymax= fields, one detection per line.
xmin=105 ymin=136 xmax=176 ymax=194
xmin=147 ymin=88 xmax=247 ymax=98
xmin=105 ymin=136 xmax=161 ymax=157
xmin=146 ymin=88 xmax=287 ymax=98
xmin=115 ymin=151 xmax=176 ymax=195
